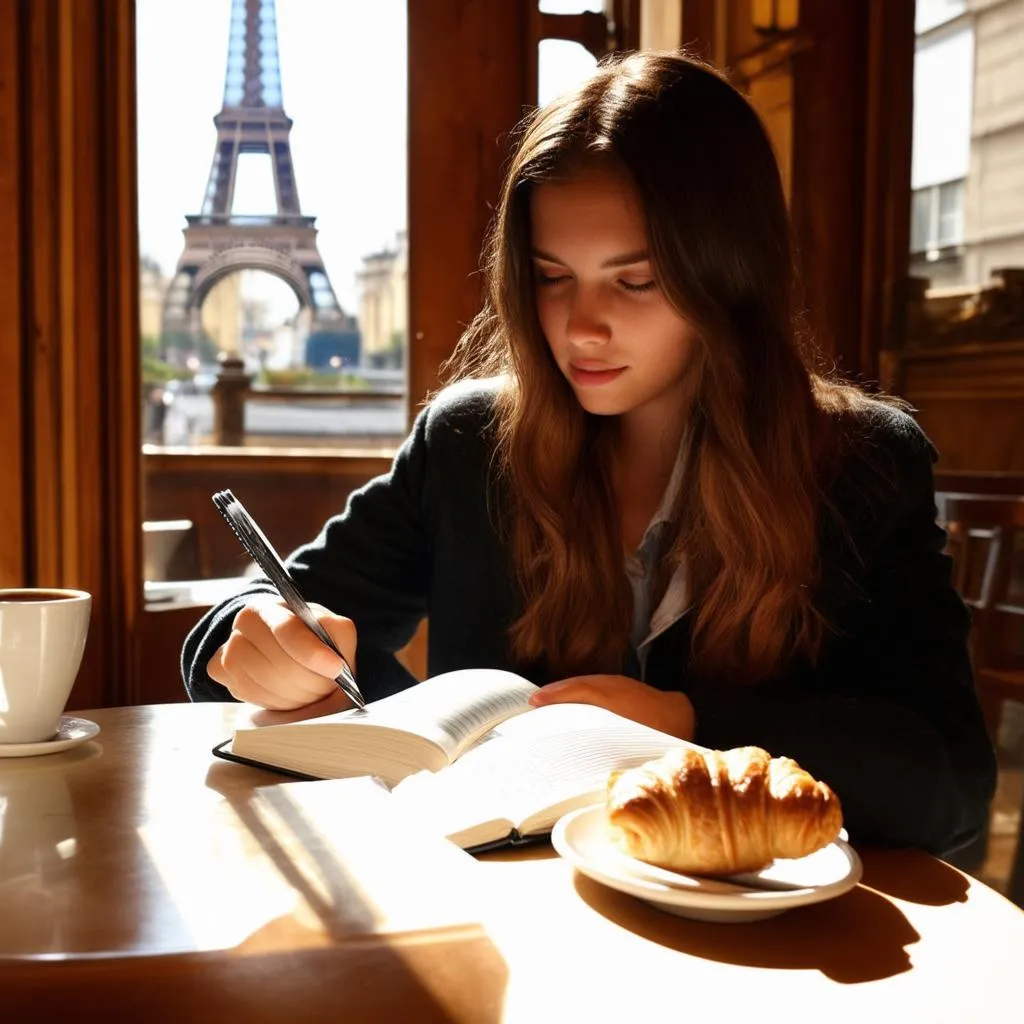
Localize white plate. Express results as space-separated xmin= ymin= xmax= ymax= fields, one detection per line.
xmin=0 ymin=716 xmax=101 ymax=758
xmin=552 ymin=804 xmax=862 ymax=923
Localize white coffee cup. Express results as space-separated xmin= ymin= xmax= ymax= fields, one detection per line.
xmin=0 ymin=589 xmax=91 ymax=744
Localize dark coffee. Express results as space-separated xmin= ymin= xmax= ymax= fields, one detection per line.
xmin=0 ymin=590 xmax=79 ymax=603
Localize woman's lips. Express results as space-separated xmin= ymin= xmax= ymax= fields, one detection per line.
xmin=569 ymin=364 xmax=627 ymax=386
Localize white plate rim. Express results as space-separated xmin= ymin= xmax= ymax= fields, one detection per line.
xmin=0 ymin=715 xmax=101 ymax=758
xmin=552 ymin=803 xmax=863 ymax=914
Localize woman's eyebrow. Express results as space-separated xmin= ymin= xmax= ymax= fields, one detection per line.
xmin=601 ymin=250 xmax=649 ymax=268
xmin=530 ymin=248 xmax=650 ymax=268
xmin=530 ymin=248 xmax=567 ymax=265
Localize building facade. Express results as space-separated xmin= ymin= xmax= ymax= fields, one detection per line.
xmin=356 ymin=230 xmax=408 ymax=369
xmin=911 ymin=0 xmax=1024 ymax=289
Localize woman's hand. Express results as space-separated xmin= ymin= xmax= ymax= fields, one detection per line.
xmin=529 ymin=674 xmax=696 ymax=740
xmin=207 ymin=595 xmax=357 ymax=712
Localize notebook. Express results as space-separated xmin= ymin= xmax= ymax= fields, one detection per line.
xmin=214 ymin=667 xmax=690 ymax=852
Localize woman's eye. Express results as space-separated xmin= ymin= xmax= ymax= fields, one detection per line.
xmin=535 ymin=271 xmax=569 ymax=287
xmin=620 ymin=279 xmax=656 ymax=294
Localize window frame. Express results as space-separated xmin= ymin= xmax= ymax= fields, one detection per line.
xmin=0 ymin=0 xmax=538 ymax=706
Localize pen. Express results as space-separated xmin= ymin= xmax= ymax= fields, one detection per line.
xmin=210 ymin=489 xmax=367 ymax=709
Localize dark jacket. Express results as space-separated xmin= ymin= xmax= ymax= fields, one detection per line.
xmin=182 ymin=380 xmax=997 ymax=856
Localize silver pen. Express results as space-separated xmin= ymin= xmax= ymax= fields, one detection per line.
xmin=211 ymin=489 xmax=366 ymax=709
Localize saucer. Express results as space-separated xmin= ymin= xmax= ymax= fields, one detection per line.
xmin=551 ymin=804 xmax=862 ymax=923
xmin=0 ymin=716 xmax=101 ymax=758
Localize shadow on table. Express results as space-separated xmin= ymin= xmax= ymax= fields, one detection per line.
xmin=202 ymin=764 xmax=510 ymax=1022
xmin=857 ymin=847 xmax=970 ymax=906
xmin=573 ymin=872 xmax=918 ymax=983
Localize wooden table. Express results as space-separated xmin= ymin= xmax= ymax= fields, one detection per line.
xmin=1 ymin=704 xmax=1022 ymax=1023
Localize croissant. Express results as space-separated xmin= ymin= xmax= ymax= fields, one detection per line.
xmin=606 ymin=746 xmax=842 ymax=876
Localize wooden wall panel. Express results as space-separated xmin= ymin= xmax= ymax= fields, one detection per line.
xmin=788 ymin=0 xmax=870 ymax=377
xmin=857 ymin=0 xmax=915 ymax=377
xmin=110 ymin=0 xmax=145 ymax=702
xmin=143 ymin=453 xmax=392 ymax=581
xmin=681 ymin=0 xmax=719 ymax=60
xmin=406 ymin=0 xmax=530 ymax=411
xmin=0 ymin=0 xmax=26 ymax=587
xmin=140 ymin=604 xmax=217 ymax=705
xmin=892 ymin=339 xmax=1024 ymax=472
xmin=26 ymin=1 xmax=61 ymax=582
xmin=682 ymin=1 xmax=914 ymax=383
xmin=744 ymin=62 xmax=794 ymax=202
xmin=0 ymin=0 xmax=143 ymax=710
xmin=917 ymin=398 xmax=1024 ymax=472
xmin=723 ymin=0 xmax=764 ymax=60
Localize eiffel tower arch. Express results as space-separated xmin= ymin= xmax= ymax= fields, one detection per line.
xmin=162 ymin=0 xmax=356 ymax=364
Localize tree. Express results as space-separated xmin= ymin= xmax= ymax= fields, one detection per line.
xmin=141 ymin=334 xmax=178 ymax=385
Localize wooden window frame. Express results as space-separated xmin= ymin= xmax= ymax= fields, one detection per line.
xmin=0 ymin=0 xmax=536 ymax=706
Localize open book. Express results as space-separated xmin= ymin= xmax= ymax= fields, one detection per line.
xmin=216 ymin=668 xmax=690 ymax=852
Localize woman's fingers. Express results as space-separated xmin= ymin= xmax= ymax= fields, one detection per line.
xmin=208 ymin=647 xmax=304 ymax=710
xmin=224 ymin=627 xmax=331 ymax=705
xmin=528 ymin=675 xmax=606 ymax=706
xmin=240 ymin=598 xmax=356 ymax=679
xmin=207 ymin=596 xmax=358 ymax=710
xmin=528 ymin=674 xmax=696 ymax=739
xmin=231 ymin=602 xmax=341 ymax=700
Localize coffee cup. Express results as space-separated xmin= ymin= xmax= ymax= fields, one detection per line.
xmin=0 ymin=589 xmax=91 ymax=744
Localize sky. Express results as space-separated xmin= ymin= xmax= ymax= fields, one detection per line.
xmin=136 ymin=0 xmax=408 ymax=317
xmin=136 ymin=0 xmax=601 ymax=322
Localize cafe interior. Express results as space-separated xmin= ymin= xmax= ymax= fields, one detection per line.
xmin=1 ymin=0 xmax=1023 ymax=1018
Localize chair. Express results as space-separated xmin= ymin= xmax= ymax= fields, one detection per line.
xmin=940 ymin=494 xmax=1024 ymax=739
xmin=941 ymin=494 xmax=1024 ymax=902
xmin=142 ymin=519 xmax=201 ymax=582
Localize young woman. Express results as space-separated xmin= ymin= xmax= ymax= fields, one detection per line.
xmin=183 ymin=51 xmax=996 ymax=856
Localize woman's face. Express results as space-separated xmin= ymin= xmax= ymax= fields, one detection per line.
xmin=530 ymin=162 xmax=697 ymax=438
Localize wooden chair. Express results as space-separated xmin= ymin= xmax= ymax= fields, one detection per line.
xmin=940 ymin=493 xmax=1024 ymax=739
xmin=142 ymin=519 xmax=201 ymax=582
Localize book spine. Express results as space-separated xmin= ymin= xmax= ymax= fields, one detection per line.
xmin=464 ymin=829 xmax=552 ymax=855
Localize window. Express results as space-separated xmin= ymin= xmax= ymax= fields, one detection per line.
xmin=912 ymin=24 xmax=973 ymax=196
xmin=539 ymin=38 xmax=600 ymax=107
xmin=538 ymin=0 xmax=604 ymax=9
xmin=910 ymin=179 xmax=965 ymax=257
xmin=536 ymin=0 xmax=607 ymax=107
xmin=136 ymin=0 xmax=408 ymax=453
xmin=910 ymin=15 xmax=974 ymax=284
xmin=910 ymin=5 xmax=1024 ymax=289
xmin=936 ymin=179 xmax=965 ymax=248
xmin=136 ymin=0 xmax=409 ymax=592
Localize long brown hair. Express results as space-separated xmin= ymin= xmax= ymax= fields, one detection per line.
xmin=445 ymin=50 xmax=877 ymax=684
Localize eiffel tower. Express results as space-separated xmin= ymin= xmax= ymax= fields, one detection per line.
xmin=161 ymin=0 xmax=354 ymax=363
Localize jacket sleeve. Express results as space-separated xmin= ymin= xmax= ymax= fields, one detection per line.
xmin=181 ymin=405 xmax=433 ymax=704
xmin=689 ymin=412 xmax=997 ymax=856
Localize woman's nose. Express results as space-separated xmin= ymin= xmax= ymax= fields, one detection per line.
xmin=565 ymin=288 xmax=611 ymax=347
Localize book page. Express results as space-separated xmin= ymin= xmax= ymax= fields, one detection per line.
xmin=393 ymin=704 xmax=696 ymax=844
xmin=229 ymin=668 xmax=540 ymax=788
xmin=336 ymin=667 xmax=539 ymax=761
